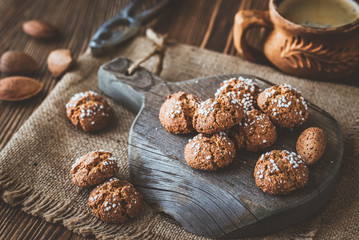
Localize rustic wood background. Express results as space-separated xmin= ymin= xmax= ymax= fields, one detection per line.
xmin=0 ymin=0 xmax=350 ymax=239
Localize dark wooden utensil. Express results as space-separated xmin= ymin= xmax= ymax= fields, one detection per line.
xmin=98 ymin=57 xmax=343 ymax=238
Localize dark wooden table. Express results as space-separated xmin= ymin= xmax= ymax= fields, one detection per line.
xmin=0 ymin=0 xmax=269 ymax=239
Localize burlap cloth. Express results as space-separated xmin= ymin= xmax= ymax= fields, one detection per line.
xmin=0 ymin=37 xmax=358 ymax=239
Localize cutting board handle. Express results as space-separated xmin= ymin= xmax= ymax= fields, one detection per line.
xmin=98 ymin=57 xmax=169 ymax=112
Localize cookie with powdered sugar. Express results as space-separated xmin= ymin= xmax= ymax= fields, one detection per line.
xmin=159 ymin=91 xmax=201 ymax=134
xmin=215 ymin=77 xmax=260 ymax=112
xmin=184 ymin=132 xmax=235 ymax=171
xmin=257 ymin=83 xmax=308 ymax=128
xmin=192 ymin=96 xmax=244 ymax=134
xmin=71 ymin=151 xmax=119 ymax=187
xmin=231 ymin=109 xmax=277 ymax=152
xmin=254 ymin=150 xmax=308 ymax=195
xmin=88 ymin=178 xmax=142 ymax=223
xmin=66 ymin=91 xmax=111 ymax=132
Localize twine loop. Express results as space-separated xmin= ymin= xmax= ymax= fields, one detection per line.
xmin=127 ymin=28 xmax=168 ymax=75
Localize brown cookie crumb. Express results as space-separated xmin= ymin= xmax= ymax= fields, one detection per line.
xmin=66 ymin=91 xmax=111 ymax=132
xmin=88 ymin=178 xmax=142 ymax=223
xmin=215 ymin=77 xmax=260 ymax=111
xmin=257 ymin=84 xmax=308 ymax=128
xmin=71 ymin=151 xmax=119 ymax=187
xmin=184 ymin=132 xmax=236 ymax=171
xmin=254 ymin=150 xmax=309 ymax=195
xmin=296 ymin=127 xmax=326 ymax=165
xmin=193 ymin=97 xmax=244 ymax=134
xmin=231 ymin=109 xmax=277 ymax=152
xmin=159 ymin=91 xmax=201 ymax=134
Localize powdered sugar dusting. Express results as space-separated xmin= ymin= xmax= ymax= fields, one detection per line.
xmin=283 ymin=150 xmax=304 ymax=169
xmin=281 ymin=83 xmax=301 ymax=93
xmin=197 ymin=99 xmax=218 ymax=116
xmin=215 ymin=77 xmax=259 ymax=111
xmin=264 ymin=84 xmax=308 ymax=121
xmin=168 ymin=98 xmax=185 ymax=119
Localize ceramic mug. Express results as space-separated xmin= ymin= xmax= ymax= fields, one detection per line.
xmin=233 ymin=0 xmax=359 ymax=80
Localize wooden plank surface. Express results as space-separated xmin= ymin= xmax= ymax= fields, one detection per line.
xmin=0 ymin=0 xmax=304 ymax=239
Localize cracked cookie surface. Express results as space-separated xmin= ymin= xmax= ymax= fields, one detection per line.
xmin=66 ymin=91 xmax=111 ymax=132
xmin=257 ymin=84 xmax=308 ymax=128
xmin=184 ymin=132 xmax=235 ymax=171
xmin=231 ymin=109 xmax=277 ymax=152
xmin=215 ymin=77 xmax=260 ymax=111
xmin=88 ymin=178 xmax=142 ymax=223
xmin=71 ymin=151 xmax=119 ymax=187
xmin=159 ymin=91 xmax=201 ymax=134
xmin=254 ymin=150 xmax=308 ymax=195
xmin=193 ymin=97 xmax=244 ymax=134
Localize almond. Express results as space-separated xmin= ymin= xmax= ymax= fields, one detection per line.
xmin=47 ymin=49 xmax=73 ymax=77
xmin=296 ymin=127 xmax=326 ymax=165
xmin=22 ymin=20 xmax=59 ymax=39
xmin=0 ymin=51 xmax=39 ymax=75
xmin=0 ymin=76 xmax=43 ymax=101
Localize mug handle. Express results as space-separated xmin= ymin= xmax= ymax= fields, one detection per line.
xmin=233 ymin=10 xmax=273 ymax=62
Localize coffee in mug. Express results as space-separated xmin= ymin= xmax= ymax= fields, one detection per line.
xmin=278 ymin=0 xmax=359 ymax=28
xmin=234 ymin=0 xmax=359 ymax=79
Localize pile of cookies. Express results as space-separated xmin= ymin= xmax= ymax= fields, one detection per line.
xmin=66 ymin=91 xmax=143 ymax=223
xmin=159 ymin=77 xmax=327 ymax=195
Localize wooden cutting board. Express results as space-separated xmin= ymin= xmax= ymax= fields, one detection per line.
xmin=98 ymin=57 xmax=343 ymax=239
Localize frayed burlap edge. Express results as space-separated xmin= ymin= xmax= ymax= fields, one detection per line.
xmin=0 ymin=170 xmax=167 ymax=240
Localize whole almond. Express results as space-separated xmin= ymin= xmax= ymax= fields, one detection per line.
xmin=296 ymin=127 xmax=327 ymax=165
xmin=0 ymin=51 xmax=39 ymax=75
xmin=0 ymin=76 xmax=43 ymax=101
xmin=22 ymin=20 xmax=58 ymax=39
xmin=47 ymin=49 xmax=73 ymax=77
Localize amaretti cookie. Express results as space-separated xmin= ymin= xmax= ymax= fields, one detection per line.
xmin=296 ymin=127 xmax=326 ymax=165
xmin=159 ymin=91 xmax=201 ymax=134
xmin=254 ymin=150 xmax=309 ymax=195
xmin=66 ymin=91 xmax=111 ymax=132
xmin=215 ymin=77 xmax=260 ymax=111
xmin=232 ymin=109 xmax=277 ymax=152
xmin=71 ymin=151 xmax=119 ymax=187
xmin=88 ymin=178 xmax=142 ymax=223
xmin=184 ymin=132 xmax=235 ymax=171
xmin=193 ymin=97 xmax=244 ymax=134
xmin=257 ymin=84 xmax=308 ymax=128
